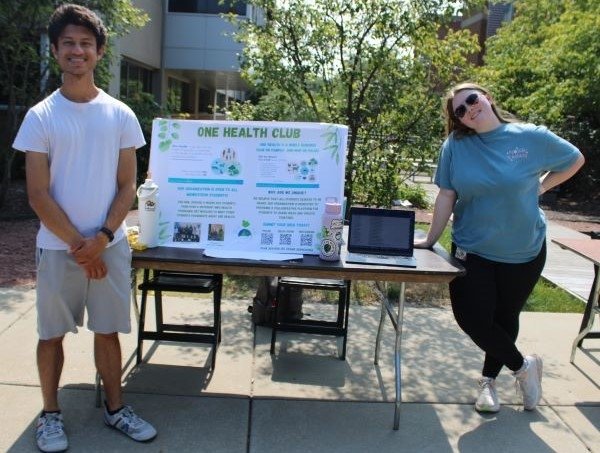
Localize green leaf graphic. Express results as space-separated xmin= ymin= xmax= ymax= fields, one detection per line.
xmin=159 ymin=140 xmax=172 ymax=152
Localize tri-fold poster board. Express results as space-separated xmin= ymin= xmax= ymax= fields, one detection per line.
xmin=148 ymin=119 xmax=347 ymax=255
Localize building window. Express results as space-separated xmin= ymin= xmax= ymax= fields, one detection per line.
xmin=198 ymin=88 xmax=212 ymax=113
xmin=168 ymin=0 xmax=246 ymax=15
xmin=120 ymin=60 xmax=154 ymax=98
xmin=216 ymin=91 xmax=227 ymax=110
xmin=168 ymin=78 xmax=192 ymax=113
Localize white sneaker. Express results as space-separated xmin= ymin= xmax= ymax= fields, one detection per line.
xmin=36 ymin=412 xmax=68 ymax=452
xmin=514 ymin=354 xmax=543 ymax=410
xmin=475 ymin=377 xmax=500 ymax=413
xmin=104 ymin=405 xmax=157 ymax=442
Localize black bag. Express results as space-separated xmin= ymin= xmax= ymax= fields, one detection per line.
xmin=248 ymin=277 xmax=303 ymax=326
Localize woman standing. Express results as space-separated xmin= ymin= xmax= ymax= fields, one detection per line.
xmin=415 ymin=82 xmax=584 ymax=413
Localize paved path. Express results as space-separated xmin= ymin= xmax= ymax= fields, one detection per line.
xmin=0 ymin=291 xmax=598 ymax=452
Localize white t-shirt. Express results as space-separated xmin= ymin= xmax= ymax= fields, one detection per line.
xmin=13 ymin=89 xmax=146 ymax=249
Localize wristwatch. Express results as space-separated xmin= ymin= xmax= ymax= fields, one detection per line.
xmin=99 ymin=226 xmax=114 ymax=242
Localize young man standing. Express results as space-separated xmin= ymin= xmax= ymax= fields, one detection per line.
xmin=13 ymin=4 xmax=156 ymax=451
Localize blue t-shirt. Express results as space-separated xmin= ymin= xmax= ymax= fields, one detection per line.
xmin=435 ymin=123 xmax=581 ymax=263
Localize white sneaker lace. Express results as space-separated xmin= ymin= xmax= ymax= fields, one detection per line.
xmin=475 ymin=377 xmax=499 ymax=412
xmin=514 ymin=357 xmax=529 ymax=396
xmin=41 ymin=414 xmax=64 ymax=438
xmin=514 ymin=377 xmax=521 ymax=396
xmin=479 ymin=377 xmax=494 ymax=389
xmin=118 ymin=406 xmax=143 ymax=428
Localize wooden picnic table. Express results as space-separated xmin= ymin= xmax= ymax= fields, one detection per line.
xmin=551 ymin=238 xmax=600 ymax=363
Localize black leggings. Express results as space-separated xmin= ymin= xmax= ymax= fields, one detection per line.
xmin=449 ymin=241 xmax=546 ymax=378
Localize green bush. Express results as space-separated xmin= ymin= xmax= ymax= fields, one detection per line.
xmin=397 ymin=184 xmax=430 ymax=209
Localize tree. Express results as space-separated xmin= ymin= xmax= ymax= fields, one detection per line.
xmin=477 ymin=0 xmax=600 ymax=196
xmin=120 ymin=91 xmax=166 ymax=188
xmin=230 ymin=0 xmax=483 ymax=213
xmin=0 ymin=0 xmax=148 ymax=209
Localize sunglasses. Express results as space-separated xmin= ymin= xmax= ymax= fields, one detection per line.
xmin=453 ymin=92 xmax=480 ymax=119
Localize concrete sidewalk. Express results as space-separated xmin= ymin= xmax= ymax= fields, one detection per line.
xmin=0 ymin=287 xmax=598 ymax=452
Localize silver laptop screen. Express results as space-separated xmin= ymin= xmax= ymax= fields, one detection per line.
xmin=348 ymin=208 xmax=415 ymax=256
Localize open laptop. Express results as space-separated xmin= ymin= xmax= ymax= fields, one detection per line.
xmin=345 ymin=207 xmax=417 ymax=268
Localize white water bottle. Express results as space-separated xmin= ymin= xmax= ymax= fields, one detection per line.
xmin=319 ymin=199 xmax=343 ymax=261
xmin=136 ymin=179 xmax=160 ymax=248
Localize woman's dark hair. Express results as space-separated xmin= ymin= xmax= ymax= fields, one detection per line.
xmin=48 ymin=3 xmax=107 ymax=51
xmin=443 ymin=82 xmax=518 ymax=138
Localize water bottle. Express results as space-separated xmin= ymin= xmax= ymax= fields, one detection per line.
xmin=136 ymin=179 xmax=160 ymax=248
xmin=319 ymin=198 xmax=343 ymax=261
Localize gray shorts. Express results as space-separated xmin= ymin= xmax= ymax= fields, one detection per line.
xmin=35 ymin=238 xmax=132 ymax=340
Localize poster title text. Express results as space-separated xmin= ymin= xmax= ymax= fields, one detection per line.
xmin=197 ymin=126 xmax=301 ymax=139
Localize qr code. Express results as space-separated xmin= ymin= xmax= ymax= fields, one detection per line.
xmin=261 ymin=232 xmax=273 ymax=245
xmin=300 ymin=233 xmax=313 ymax=247
xmin=279 ymin=233 xmax=292 ymax=245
